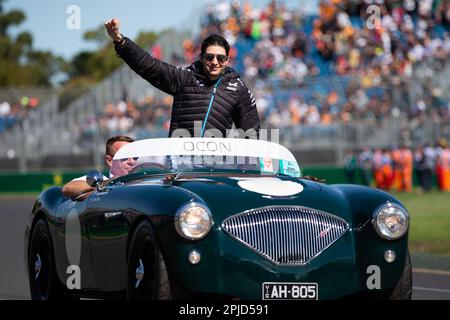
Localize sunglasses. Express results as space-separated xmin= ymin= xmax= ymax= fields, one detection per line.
xmin=203 ymin=53 xmax=228 ymax=64
xmin=119 ymin=157 xmax=139 ymax=162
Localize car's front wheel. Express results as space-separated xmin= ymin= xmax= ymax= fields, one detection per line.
xmin=28 ymin=219 xmax=75 ymax=300
xmin=126 ymin=220 xmax=172 ymax=300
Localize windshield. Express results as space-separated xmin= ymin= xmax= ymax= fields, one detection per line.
xmin=111 ymin=138 xmax=301 ymax=178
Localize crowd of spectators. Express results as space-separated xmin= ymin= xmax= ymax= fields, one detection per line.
xmin=96 ymin=94 xmax=172 ymax=138
xmin=344 ymin=138 xmax=450 ymax=192
xmin=171 ymin=0 xmax=450 ymax=129
xmin=314 ymin=0 xmax=450 ymax=74
xmin=0 ymin=96 xmax=40 ymax=134
xmin=186 ymin=0 xmax=321 ymax=83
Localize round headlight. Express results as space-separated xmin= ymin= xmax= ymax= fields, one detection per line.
xmin=175 ymin=203 xmax=212 ymax=240
xmin=373 ymin=203 xmax=409 ymax=240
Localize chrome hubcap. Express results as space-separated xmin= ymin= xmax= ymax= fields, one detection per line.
xmin=34 ymin=254 xmax=42 ymax=280
xmin=135 ymin=259 xmax=144 ymax=288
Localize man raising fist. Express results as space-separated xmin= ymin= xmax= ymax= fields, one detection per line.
xmin=104 ymin=18 xmax=260 ymax=139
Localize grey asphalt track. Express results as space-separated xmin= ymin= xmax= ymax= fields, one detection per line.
xmin=0 ymin=196 xmax=32 ymax=299
xmin=0 ymin=196 xmax=449 ymax=300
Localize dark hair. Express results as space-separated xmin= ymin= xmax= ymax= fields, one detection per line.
xmin=106 ymin=135 xmax=134 ymax=156
xmin=201 ymin=34 xmax=230 ymax=56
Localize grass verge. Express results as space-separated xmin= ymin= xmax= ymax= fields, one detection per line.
xmin=391 ymin=190 xmax=450 ymax=256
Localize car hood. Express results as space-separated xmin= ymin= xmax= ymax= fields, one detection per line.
xmin=171 ymin=174 xmax=353 ymax=223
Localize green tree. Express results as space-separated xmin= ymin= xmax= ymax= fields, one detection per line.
xmin=135 ymin=30 xmax=158 ymax=49
xmin=83 ymin=24 xmax=109 ymax=48
xmin=0 ymin=0 xmax=64 ymax=86
xmin=66 ymin=26 xmax=159 ymax=83
xmin=60 ymin=26 xmax=159 ymax=109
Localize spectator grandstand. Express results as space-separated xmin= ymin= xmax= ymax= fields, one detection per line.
xmin=0 ymin=0 xmax=450 ymax=172
xmin=0 ymin=89 xmax=46 ymax=134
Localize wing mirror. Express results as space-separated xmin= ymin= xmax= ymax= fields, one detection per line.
xmin=86 ymin=170 xmax=105 ymax=192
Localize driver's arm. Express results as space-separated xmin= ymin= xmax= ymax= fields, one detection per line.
xmin=62 ymin=180 xmax=94 ymax=199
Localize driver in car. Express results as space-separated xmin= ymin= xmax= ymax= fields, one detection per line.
xmin=110 ymin=155 xmax=139 ymax=177
xmin=62 ymin=135 xmax=136 ymax=199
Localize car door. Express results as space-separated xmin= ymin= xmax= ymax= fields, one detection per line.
xmin=54 ymin=197 xmax=98 ymax=290
xmin=85 ymin=186 xmax=130 ymax=292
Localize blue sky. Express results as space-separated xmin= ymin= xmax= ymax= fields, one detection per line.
xmin=5 ymin=0 xmax=318 ymax=59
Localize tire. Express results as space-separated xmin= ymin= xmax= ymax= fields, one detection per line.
xmin=126 ymin=220 xmax=172 ymax=300
xmin=28 ymin=219 xmax=76 ymax=300
xmin=387 ymin=251 xmax=413 ymax=300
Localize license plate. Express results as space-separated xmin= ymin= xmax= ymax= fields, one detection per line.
xmin=262 ymin=282 xmax=318 ymax=300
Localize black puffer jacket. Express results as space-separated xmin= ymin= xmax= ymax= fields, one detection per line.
xmin=115 ymin=37 xmax=260 ymax=137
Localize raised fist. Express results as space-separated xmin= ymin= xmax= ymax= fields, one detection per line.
xmin=104 ymin=18 xmax=122 ymax=42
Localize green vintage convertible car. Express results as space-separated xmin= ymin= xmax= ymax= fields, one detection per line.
xmin=25 ymin=138 xmax=411 ymax=300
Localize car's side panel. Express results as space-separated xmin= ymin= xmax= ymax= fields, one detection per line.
xmin=84 ymin=182 xmax=202 ymax=292
xmin=85 ymin=208 xmax=130 ymax=291
xmin=332 ymin=184 xmax=409 ymax=290
xmin=331 ymin=184 xmax=404 ymax=222
xmin=85 ymin=186 xmax=133 ymax=292
xmin=51 ymin=191 xmax=98 ymax=290
xmin=26 ymin=187 xmax=98 ymax=290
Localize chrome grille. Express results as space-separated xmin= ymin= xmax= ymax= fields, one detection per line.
xmin=222 ymin=206 xmax=349 ymax=265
